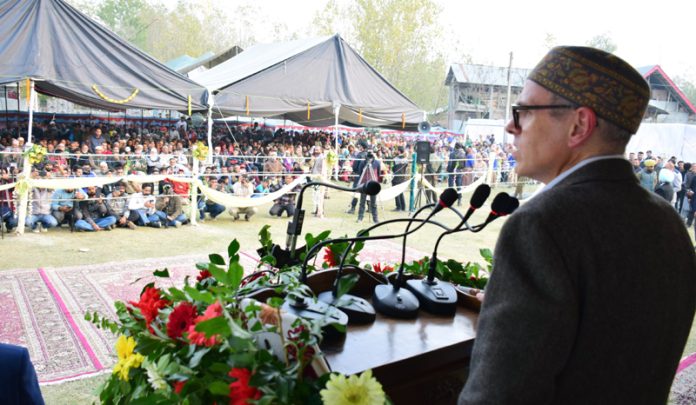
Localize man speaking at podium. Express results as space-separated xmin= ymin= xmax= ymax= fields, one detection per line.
xmin=459 ymin=46 xmax=696 ymax=404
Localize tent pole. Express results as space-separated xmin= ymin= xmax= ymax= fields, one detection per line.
xmin=4 ymin=86 xmax=8 ymax=129
xmin=333 ymin=102 xmax=340 ymax=180
xmin=207 ymin=94 xmax=213 ymax=165
xmin=16 ymin=79 xmax=36 ymax=235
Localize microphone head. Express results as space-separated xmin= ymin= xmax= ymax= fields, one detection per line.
xmin=490 ymin=192 xmax=510 ymax=214
xmin=439 ymin=188 xmax=459 ymax=208
xmin=470 ymin=184 xmax=491 ymax=209
xmin=503 ymin=195 xmax=520 ymax=215
xmin=490 ymin=193 xmax=519 ymax=216
xmin=362 ymin=181 xmax=381 ymax=196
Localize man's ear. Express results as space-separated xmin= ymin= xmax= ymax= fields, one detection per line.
xmin=568 ymin=107 xmax=598 ymax=148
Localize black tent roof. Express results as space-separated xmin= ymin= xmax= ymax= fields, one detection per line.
xmin=0 ymin=0 xmax=208 ymax=111
xmin=191 ymin=35 xmax=424 ymax=130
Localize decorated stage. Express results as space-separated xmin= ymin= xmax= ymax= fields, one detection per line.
xmin=0 ymin=241 xmax=425 ymax=383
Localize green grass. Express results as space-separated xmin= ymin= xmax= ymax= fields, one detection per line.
xmin=2 ymin=183 xmax=694 ymax=403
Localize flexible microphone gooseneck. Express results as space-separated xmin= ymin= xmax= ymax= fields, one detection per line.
xmin=284 ymin=180 xmax=381 ymax=263
xmin=405 ymin=184 xmax=492 ymax=315
xmin=297 ymin=217 xmax=452 ymax=324
xmin=280 ymin=180 xmax=381 ymax=326
xmin=466 ymin=192 xmax=520 ymax=233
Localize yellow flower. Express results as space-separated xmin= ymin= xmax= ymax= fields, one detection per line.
xmin=112 ymin=335 xmax=144 ymax=381
xmin=320 ymin=369 xmax=385 ymax=405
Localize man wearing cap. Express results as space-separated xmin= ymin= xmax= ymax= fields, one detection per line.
xmin=459 ymin=47 xmax=696 ymax=404
xmin=637 ymin=158 xmax=658 ymax=191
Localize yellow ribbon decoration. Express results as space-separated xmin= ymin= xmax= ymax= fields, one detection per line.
xmin=91 ymin=85 xmax=139 ymax=104
xmin=358 ymin=108 xmax=363 ymax=124
xmin=188 ymin=95 xmax=192 ymax=116
xmin=25 ymin=78 xmax=31 ymax=105
xmin=246 ymin=96 xmax=250 ymax=116
xmin=307 ymin=101 xmax=311 ymax=121
xmin=401 ymin=113 xmax=406 ymax=129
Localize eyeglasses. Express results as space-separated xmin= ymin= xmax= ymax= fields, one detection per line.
xmin=512 ymin=104 xmax=575 ymax=129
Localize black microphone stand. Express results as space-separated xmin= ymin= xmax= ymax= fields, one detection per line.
xmin=299 ymin=217 xmax=451 ymax=323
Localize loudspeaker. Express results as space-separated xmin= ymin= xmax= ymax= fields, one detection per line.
xmin=415 ymin=141 xmax=430 ymax=164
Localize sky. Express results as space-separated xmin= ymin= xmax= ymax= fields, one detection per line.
xmin=202 ymin=0 xmax=696 ymax=82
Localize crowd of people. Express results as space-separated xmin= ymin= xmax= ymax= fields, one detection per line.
xmin=0 ymin=119 xmax=529 ymax=234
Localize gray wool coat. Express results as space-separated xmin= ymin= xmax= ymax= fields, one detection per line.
xmin=459 ymin=158 xmax=696 ymax=405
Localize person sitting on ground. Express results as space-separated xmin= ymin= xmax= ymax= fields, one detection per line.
xmin=75 ymin=186 xmax=117 ymax=232
xmin=155 ymin=184 xmax=186 ymax=227
xmin=127 ymin=183 xmax=162 ymax=228
xmin=229 ymin=175 xmax=257 ymax=221
xmin=27 ymin=171 xmax=58 ymax=233
xmin=269 ymin=175 xmax=298 ymax=218
xmin=106 ymin=182 xmax=136 ymax=230
xmin=198 ymin=177 xmax=226 ymax=221
xmin=50 ymin=187 xmax=84 ymax=228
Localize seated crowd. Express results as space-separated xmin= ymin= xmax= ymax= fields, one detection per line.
xmin=0 ymin=119 xmax=527 ymax=233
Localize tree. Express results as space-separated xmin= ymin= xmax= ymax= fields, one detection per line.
xmin=313 ymin=0 xmax=447 ymax=114
xmin=674 ymin=76 xmax=696 ymax=106
xmin=586 ymin=32 xmax=617 ymax=53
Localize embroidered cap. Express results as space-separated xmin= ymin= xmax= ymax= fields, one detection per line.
xmin=528 ymin=46 xmax=650 ymax=134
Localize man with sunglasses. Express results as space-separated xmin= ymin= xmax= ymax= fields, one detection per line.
xmin=459 ymin=47 xmax=696 ymax=404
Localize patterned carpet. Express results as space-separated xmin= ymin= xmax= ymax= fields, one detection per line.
xmin=0 ymin=241 xmax=425 ymax=383
xmin=671 ymin=353 xmax=696 ymax=404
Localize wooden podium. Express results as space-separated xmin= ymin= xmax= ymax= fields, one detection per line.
xmin=307 ymin=268 xmax=480 ymax=405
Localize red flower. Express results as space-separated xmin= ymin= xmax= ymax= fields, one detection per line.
xmin=323 ymin=246 xmax=338 ymax=267
xmin=129 ymin=287 xmax=170 ymax=333
xmin=197 ymin=269 xmax=212 ymax=282
xmin=173 ymin=380 xmax=186 ymax=394
xmin=167 ymin=302 xmax=197 ymax=339
xmin=228 ymin=368 xmax=262 ymax=405
xmin=186 ymin=301 xmax=223 ymax=347
xmin=373 ymin=263 xmax=395 ymax=274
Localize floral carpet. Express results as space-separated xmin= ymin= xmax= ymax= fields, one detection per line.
xmin=0 ymin=241 xmax=425 ymax=383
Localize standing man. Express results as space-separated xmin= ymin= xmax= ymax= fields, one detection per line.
xmin=391 ymin=146 xmax=409 ymax=211
xmin=459 ymin=46 xmax=696 ymax=404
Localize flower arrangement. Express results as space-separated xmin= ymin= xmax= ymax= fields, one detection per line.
xmin=24 ymin=143 xmax=47 ymax=165
xmin=192 ymin=141 xmax=209 ymax=162
xmin=325 ymin=149 xmax=339 ymax=167
xmin=87 ymin=234 xmax=387 ymax=404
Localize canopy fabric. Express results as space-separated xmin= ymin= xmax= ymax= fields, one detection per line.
xmin=191 ymin=34 xmax=424 ymax=130
xmin=627 ymin=123 xmax=696 ymax=162
xmin=0 ymin=0 xmax=208 ymax=111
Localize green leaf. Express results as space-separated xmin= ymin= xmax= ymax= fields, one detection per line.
xmin=195 ymin=316 xmax=231 ymax=338
xmin=168 ymin=287 xmax=187 ymax=301
xmin=195 ymin=262 xmax=209 ymax=271
xmin=189 ymin=347 xmax=210 ymax=368
xmin=183 ymin=286 xmax=214 ymax=304
xmin=228 ymin=239 xmax=240 ymax=258
xmin=208 ymin=253 xmax=225 ymax=266
xmin=153 ymin=269 xmax=170 ymax=278
xmin=266 ymin=296 xmax=284 ymax=308
xmin=207 ymin=263 xmax=230 ymax=285
xmin=228 ymin=262 xmax=244 ymax=290
xmin=208 ymin=380 xmax=230 ymax=396
xmin=336 ymin=273 xmax=359 ymax=298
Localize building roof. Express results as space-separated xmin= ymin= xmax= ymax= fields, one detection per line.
xmin=445 ymin=64 xmax=532 ymax=87
xmin=165 ymin=52 xmax=215 ymax=72
xmin=638 ymin=65 xmax=696 ymax=115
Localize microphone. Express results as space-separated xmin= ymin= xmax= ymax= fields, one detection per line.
xmin=298 ymin=216 xmax=452 ymax=324
xmin=469 ymin=192 xmax=519 ymax=233
xmin=283 ymin=180 xmax=381 ymax=265
xmin=373 ymin=188 xmax=459 ymax=319
xmin=406 ymin=185 xmax=493 ymax=315
xmin=458 ymin=184 xmax=491 ymax=228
